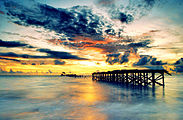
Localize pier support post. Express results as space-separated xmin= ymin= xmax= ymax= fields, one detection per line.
xmin=126 ymin=73 xmax=128 ymax=84
xmin=152 ymin=72 xmax=155 ymax=86
xmin=162 ymin=72 xmax=165 ymax=87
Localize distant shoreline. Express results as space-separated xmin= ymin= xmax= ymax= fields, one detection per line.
xmin=0 ymin=75 xmax=92 ymax=77
xmin=0 ymin=75 xmax=60 ymax=77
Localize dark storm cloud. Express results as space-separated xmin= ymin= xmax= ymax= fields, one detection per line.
xmin=3 ymin=0 xmax=118 ymax=39
xmin=118 ymin=13 xmax=134 ymax=24
xmin=1 ymin=0 xmax=161 ymax=64
xmin=134 ymin=55 xmax=167 ymax=66
xmin=174 ymin=58 xmax=183 ymax=65
xmin=0 ymin=39 xmax=35 ymax=48
xmin=106 ymin=51 xmax=131 ymax=65
xmin=0 ymin=49 xmax=87 ymax=60
xmin=106 ymin=53 xmax=120 ymax=57
xmin=57 ymin=41 xmax=93 ymax=49
xmin=37 ymin=49 xmax=87 ymax=60
xmin=106 ymin=53 xmax=167 ymax=66
xmin=174 ymin=58 xmax=183 ymax=72
xmin=91 ymin=43 xmax=124 ymax=53
xmin=92 ymin=39 xmax=151 ymax=53
xmin=0 ymin=57 xmax=20 ymax=62
xmin=128 ymin=40 xmax=151 ymax=48
xmin=106 ymin=53 xmax=120 ymax=65
xmin=119 ymin=51 xmax=131 ymax=64
xmin=54 ymin=60 xmax=65 ymax=65
xmin=0 ymin=39 xmax=27 ymax=47
xmin=2 ymin=0 xmax=155 ymax=53
xmin=0 ymin=52 xmax=44 ymax=58
xmin=2 ymin=0 xmax=163 ymax=39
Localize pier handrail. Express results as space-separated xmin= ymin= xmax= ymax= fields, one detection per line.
xmin=93 ymin=69 xmax=172 ymax=75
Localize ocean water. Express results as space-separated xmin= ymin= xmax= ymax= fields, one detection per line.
xmin=0 ymin=75 xmax=183 ymax=120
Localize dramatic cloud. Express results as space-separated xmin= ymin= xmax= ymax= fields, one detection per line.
xmin=118 ymin=13 xmax=133 ymax=24
xmin=106 ymin=52 xmax=167 ymax=66
xmin=3 ymin=0 xmax=156 ymax=42
xmin=106 ymin=50 xmax=135 ymax=65
xmin=1 ymin=0 xmax=166 ymax=68
xmin=0 ymin=57 xmax=20 ymax=62
xmin=0 ymin=39 xmax=35 ymax=48
xmin=174 ymin=58 xmax=183 ymax=65
xmin=0 ymin=48 xmax=87 ymax=60
xmin=0 ymin=52 xmax=45 ymax=58
xmin=95 ymin=0 xmax=163 ymax=24
xmin=3 ymin=0 xmax=119 ymax=39
xmin=37 ymin=49 xmax=87 ymax=60
xmin=127 ymin=40 xmax=151 ymax=48
xmin=106 ymin=52 xmax=128 ymax=65
xmin=94 ymin=39 xmax=151 ymax=53
xmin=0 ymin=39 xmax=27 ymax=48
xmin=134 ymin=55 xmax=167 ymax=66
xmin=174 ymin=58 xmax=183 ymax=72
xmin=105 ymin=38 xmax=152 ymax=65
xmin=54 ymin=60 xmax=65 ymax=65
xmin=1 ymin=0 xmax=155 ymax=56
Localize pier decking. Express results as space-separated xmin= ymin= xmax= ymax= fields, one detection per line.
xmin=92 ymin=69 xmax=171 ymax=87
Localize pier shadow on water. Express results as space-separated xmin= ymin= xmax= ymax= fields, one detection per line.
xmin=94 ymin=80 xmax=165 ymax=104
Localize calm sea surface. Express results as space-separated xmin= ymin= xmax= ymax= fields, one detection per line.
xmin=0 ymin=75 xmax=183 ymax=120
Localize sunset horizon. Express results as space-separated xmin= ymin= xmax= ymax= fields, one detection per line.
xmin=0 ymin=0 xmax=183 ymax=120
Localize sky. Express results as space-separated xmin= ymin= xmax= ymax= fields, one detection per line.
xmin=0 ymin=0 xmax=183 ymax=75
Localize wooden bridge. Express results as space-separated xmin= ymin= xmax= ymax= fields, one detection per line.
xmin=92 ymin=69 xmax=171 ymax=87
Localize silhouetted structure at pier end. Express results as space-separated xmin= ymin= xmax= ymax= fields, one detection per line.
xmin=92 ymin=69 xmax=172 ymax=87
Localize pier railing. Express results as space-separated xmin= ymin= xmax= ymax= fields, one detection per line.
xmin=92 ymin=69 xmax=171 ymax=87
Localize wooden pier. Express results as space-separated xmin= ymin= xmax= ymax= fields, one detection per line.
xmin=92 ymin=69 xmax=171 ymax=87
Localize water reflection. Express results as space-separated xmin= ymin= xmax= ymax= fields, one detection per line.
xmin=94 ymin=81 xmax=165 ymax=103
xmin=0 ymin=75 xmax=183 ymax=120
